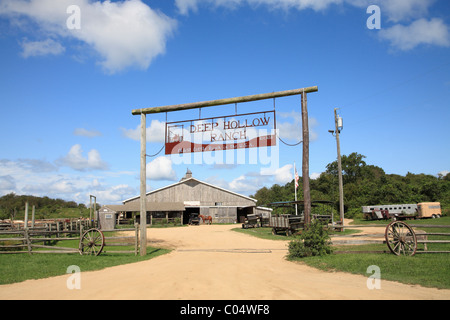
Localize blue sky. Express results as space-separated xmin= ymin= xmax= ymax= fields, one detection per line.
xmin=0 ymin=0 xmax=449 ymax=205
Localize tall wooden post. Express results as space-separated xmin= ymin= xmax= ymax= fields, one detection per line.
xmin=301 ymin=91 xmax=311 ymax=226
xmin=24 ymin=201 xmax=29 ymax=230
xmin=89 ymin=196 xmax=92 ymax=227
xmin=31 ymin=205 xmax=35 ymax=228
xmin=334 ymin=108 xmax=344 ymax=228
xmin=140 ymin=113 xmax=147 ymax=256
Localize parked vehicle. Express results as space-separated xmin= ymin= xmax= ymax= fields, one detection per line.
xmin=417 ymin=202 xmax=442 ymax=219
xmin=362 ymin=202 xmax=441 ymax=220
xmin=269 ymin=214 xmax=303 ymax=236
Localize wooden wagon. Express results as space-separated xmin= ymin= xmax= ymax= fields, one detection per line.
xmin=242 ymin=214 xmax=261 ymax=229
xmin=188 ymin=213 xmax=200 ymax=225
xmin=269 ymin=215 xmax=303 ymax=236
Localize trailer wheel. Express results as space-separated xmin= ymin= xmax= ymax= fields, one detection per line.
xmin=286 ymin=229 xmax=292 ymax=236
xmin=385 ymin=221 xmax=417 ymax=256
xmin=79 ymin=228 xmax=105 ymax=256
xmin=272 ymin=228 xmax=277 ymax=235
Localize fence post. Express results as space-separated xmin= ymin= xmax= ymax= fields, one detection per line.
xmin=31 ymin=205 xmax=35 ymax=228
xmin=24 ymin=202 xmax=29 ymax=230
xmin=23 ymin=229 xmax=32 ymax=255
xmin=135 ymin=223 xmax=139 ymax=256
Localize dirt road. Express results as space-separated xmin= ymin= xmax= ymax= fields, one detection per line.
xmin=1 ymin=224 xmax=449 ymax=300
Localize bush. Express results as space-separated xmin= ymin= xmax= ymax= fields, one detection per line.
xmin=345 ymin=207 xmax=362 ymax=219
xmin=287 ymin=220 xmax=333 ymax=259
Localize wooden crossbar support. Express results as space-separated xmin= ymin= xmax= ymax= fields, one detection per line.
xmin=132 ymin=86 xmax=318 ymax=115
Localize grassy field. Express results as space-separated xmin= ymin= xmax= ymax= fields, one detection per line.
xmin=0 ymin=228 xmax=171 ymax=285
xmin=0 ymin=247 xmax=170 ymax=285
xmin=235 ymin=216 xmax=450 ymax=290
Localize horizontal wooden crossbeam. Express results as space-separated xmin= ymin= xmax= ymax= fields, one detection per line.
xmin=132 ymin=86 xmax=318 ymax=115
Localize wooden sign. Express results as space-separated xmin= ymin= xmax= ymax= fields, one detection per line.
xmin=165 ymin=110 xmax=276 ymax=155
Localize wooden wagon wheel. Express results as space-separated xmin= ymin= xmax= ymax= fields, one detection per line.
xmin=79 ymin=228 xmax=105 ymax=256
xmin=385 ymin=221 xmax=417 ymax=256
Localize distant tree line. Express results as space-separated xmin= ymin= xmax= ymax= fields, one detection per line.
xmin=0 ymin=193 xmax=93 ymax=220
xmin=251 ymin=152 xmax=450 ymax=218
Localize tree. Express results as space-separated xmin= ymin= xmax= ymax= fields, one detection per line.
xmin=251 ymin=153 xmax=449 ymax=218
xmin=326 ymin=152 xmax=367 ymax=183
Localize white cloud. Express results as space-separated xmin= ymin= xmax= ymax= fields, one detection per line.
xmin=23 ymin=179 xmax=79 ymax=195
xmin=310 ymin=172 xmax=321 ymax=180
xmin=57 ymin=144 xmax=109 ymax=171
xmin=0 ymin=0 xmax=177 ymax=73
xmin=146 ymin=156 xmax=177 ymax=181
xmin=381 ymin=0 xmax=433 ymax=23
xmin=379 ymin=18 xmax=450 ymax=51
xmin=229 ymin=174 xmax=257 ymax=193
xmin=87 ymin=184 xmax=136 ymax=205
xmin=277 ymin=111 xmax=318 ymax=143
xmin=344 ymin=0 xmax=435 ymax=22
xmin=0 ymin=158 xmax=136 ymax=205
xmin=226 ymin=164 xmax=294 ymax=194
xmin=260 ymin=164 xmax=293 ymax=184
xmin=20 ymin=38 xmax=65 ymax=58
xmin=0 ymin=175 xmax=16 ymax=193
xmin=272 ymin=164 xmax=294 ymax=184
xmin=175 ymin=0 xmax=450 ymax=52
xmin=73 ymin=128 xmax=102 ymax=138
xmin=121 ymin=120 xmax=166 ymax=143
xmin=438 ymin=170 xmax=449 ymax=177
xmin=175 ymin=0 xmax=343 ymax=15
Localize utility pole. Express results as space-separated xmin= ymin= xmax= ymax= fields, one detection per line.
xmin=301 ymin=91 xmax=311 ymax=226
xmin=330 ymin=108 xmax=344 ymax=229
xmin=335 ymin=108 xmax=344 ymax=229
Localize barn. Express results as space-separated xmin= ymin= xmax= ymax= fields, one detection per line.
xmin=110 ymin=169 xmax=271 ymax=225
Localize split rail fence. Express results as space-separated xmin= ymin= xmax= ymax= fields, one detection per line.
xmin=0 ymin=223 xmax=140 ymax=255
xmin=332 ymin=223 xmax=450 ymax=254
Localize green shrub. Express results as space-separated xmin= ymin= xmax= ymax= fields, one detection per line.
xmin=287 ymin=220 xmax=333 ymax=259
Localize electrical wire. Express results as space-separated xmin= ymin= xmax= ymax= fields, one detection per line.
xmin=146 ymin=145 xmax=165 ymax=157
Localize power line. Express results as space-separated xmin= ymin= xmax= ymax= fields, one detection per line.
xmin=145 ymin=145 xmax=165 ymax=157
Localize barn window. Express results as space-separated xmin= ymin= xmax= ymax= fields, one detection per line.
xmin=215 ymin=202 xmax=222 ymax=206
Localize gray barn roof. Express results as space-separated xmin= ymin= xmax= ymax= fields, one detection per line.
xmin=103 ymin=202 xmax=185 ymax=213
xmin=123 ymin=177 xmax=256 ymax=204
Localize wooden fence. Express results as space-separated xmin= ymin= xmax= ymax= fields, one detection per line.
xmin=0 ymin=224 xmax=140 ymax=255
xmin=332 ymin=222 xmax=450 ymax=254
xmin=409 ymin=224 xmax=450 ymax=254
xmin=0 ymin=218 xmax=92 ymax=233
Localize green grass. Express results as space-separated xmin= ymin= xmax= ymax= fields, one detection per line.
xmin=0 ymin=227 xmax=172 ymax=285
xmin=236 ymin=217 xmax=450 ymax=290
xmin=0 ymin=247 xmax=170 ymax=285
xmin=299 ymin=247 xmax=450 ymax=289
